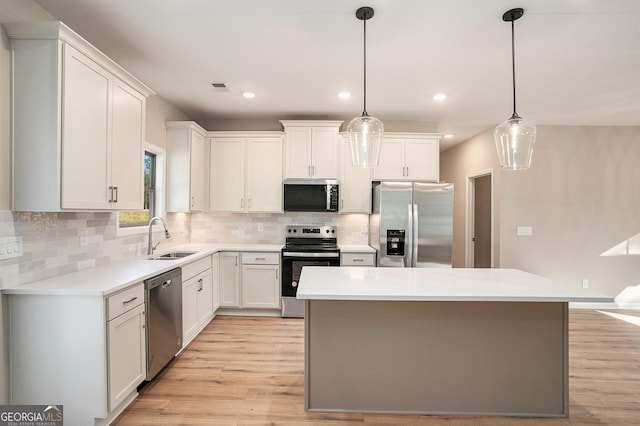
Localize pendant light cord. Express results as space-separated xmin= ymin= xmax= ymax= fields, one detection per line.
xmin=511 ymin=19 xmax=518 ymax=119
xmin=362 ymin=17 xmax=368 ymax=117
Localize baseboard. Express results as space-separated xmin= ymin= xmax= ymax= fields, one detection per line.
xmin=216 ymin=308 xmax=282 ymax=317
xmin=94 ymin=390 xmax=138 ymax=426
xmin=569 ymin=301 xmax=640 ymax=310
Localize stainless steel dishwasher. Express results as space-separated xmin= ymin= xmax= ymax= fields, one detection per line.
xmin=144 ymin=267 xmax=182 ymax=380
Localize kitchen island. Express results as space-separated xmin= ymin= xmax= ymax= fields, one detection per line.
xmin=297 ymin=267 xmax=613 ymax=417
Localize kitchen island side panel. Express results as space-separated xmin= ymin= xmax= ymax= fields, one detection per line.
xmin=305 ymin=300 xmax=568 ymax=417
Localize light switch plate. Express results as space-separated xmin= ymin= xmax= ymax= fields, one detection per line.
xmin=517 ymin=226 xmax=532 ymax=236
xmin=0 ymin=236 xmax=23 ymax=260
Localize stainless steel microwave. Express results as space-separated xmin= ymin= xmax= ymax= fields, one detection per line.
xmin=283 ymin=179 xmax=339 ymax=212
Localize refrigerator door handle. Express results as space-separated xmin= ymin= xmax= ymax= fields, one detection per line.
xmin=406 ymin=203 xmax=413 ymax=267
xmin=413 ymin=204 xmax=419 ymax=267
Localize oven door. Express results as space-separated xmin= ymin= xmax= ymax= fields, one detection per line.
xmin=281 ymin=252 xmax=340 ymax=317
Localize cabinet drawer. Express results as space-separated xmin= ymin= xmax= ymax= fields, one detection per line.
xmin=107 ymin=283 xmax=144 ymax=321
xmin=242 ymin=252 xmax=279 ymax=265
xmin=182 ymin=256 xmax=212 ymax=280
xmin=341 ymin=253 xmax=375 ymax=266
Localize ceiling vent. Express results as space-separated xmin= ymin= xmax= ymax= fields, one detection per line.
xmin=211 ymin=82 xmax=231 ymax=92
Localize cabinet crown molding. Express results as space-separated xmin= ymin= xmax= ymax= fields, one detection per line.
xmin=5 ymin=21 xmax=154 ymax=97
xmin=166 ymin=121 xmax=207 ymax=135
xmin=279 ymin=120 xmax=344 ymax=129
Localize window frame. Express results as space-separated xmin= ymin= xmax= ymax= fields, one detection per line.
xmin=116 ymin=143 xmax=166 ymax=236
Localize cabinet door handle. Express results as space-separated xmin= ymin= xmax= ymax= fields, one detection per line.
xmin=241 ymin=199 xmax=244 ymax=209
xmin=191 ymin=196 xmax=195 ymax=208
xmin=113 ymin=186 xmax=118 ymax=203
xmin=276 ymin=269 xmax=278 ymax=279
xmin=197 ymin=278 xmax=203 ymax=292
xmin=235 ymin=256 xmax=238 ymax=266
xmin=248 ymin=198 xmax=252 ymax=208
xmin=406 ymin=166 xmax=409 ymax=177
xmin=122 ymin=296 xmax=138 ymax=305
xmin=108 ymin=186 xmax=113 ymax=202
xmin=308 ymin=165 xmax=311 ymax=176
xmin=312 ymin=165 xmax=315 ymax=176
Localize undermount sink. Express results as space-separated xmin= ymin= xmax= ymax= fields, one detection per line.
xmin=149 ymin=250 xmax=198 ymax=260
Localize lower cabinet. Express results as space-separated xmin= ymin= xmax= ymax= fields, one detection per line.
xmin=182 ymin=256 xmax=215 ymax=347
xmin=219 ymin=252 xmax=241 ymax=307
xmin=242 ymin=253 xmax=280 ymax=309
xmin=107 ymin=302 xmax=146 ymax=410
xmin=9 ymin=282 xmax=147 ymax=425
xmin=219 ymin=251 xmax=281 ymax=311
xmin=341 ymin=252 xmax=376 ymax=266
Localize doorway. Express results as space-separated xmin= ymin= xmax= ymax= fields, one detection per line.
xmin=466 ymin=170 xmax=494 ymax=268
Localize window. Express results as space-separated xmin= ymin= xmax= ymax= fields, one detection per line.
xmin=117 ymin=145 xmax=165 ymax=235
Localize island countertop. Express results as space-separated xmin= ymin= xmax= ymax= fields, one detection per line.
xmin=296 ymin=267 xmax=613 ymax=303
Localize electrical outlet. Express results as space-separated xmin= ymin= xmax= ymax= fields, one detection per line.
xmin=80 ymin=229 xmax=89 ymax=247
xmin=257 ymin=223 xmax=264 ymax=232
xmin=582 ymin=279 xmax=589 ymax=289
xmin=360 ymin=223 xmax=368 ymax=234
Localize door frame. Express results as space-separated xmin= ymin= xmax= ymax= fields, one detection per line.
xmin=465 ymin=169 xmax=495 ymax=268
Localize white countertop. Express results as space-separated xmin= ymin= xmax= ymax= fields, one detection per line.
xmin=338 ymin=245 xmax=376 ymax=253
xmin=2 ymin=243 xmax=282 ymax=297
xmin=296 ymin=267 xmax=613 ymax=303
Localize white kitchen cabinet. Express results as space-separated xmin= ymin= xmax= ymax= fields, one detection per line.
xmin=372 ymin=134 xmax=440 ymax=182
xmin=167 ymin=121 xmax=208 ymax=212
xmin=182 ymin=256 xmax=214 ymax=347
xmin=219 ymin=252 xmax=241 ymax=307
xmin=209 ymin=133 xmax=283 ymax=213
xmin=241 ymin=252 xmax=281 ymax=309
xmin=212 ymin=253 xmax=220 ymax=311
xmin=339 ymin=135 xmax=372 ymax=213
xmin=281 ymin=120 xmax=342 ymax=179
xmin=7 ymin=22 xmax=152 ymax=212
xmin=107 ymin=288 xmax=146 ymax=411
xmin=9 ymin=281 xmax=147 ymax=424
xmin=341 ymin=252 xmax=376 ymax=266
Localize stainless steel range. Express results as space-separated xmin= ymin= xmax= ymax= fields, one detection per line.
xmin=281 ymin=225 xmax=340 ymax=317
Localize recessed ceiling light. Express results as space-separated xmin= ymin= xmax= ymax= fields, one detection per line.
xmin=444 ymin=134 xmax=454 ymax=139
xmin=433 ymin=93 xmax=447 ymax=101
xmin=242 ymin=91 xmax=256 ymax=99
xmin=338 ymin=92 xmax=351 ymax=100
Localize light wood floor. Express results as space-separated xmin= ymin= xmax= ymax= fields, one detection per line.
xmin=113 ymin=309 xmax=640 ymax=425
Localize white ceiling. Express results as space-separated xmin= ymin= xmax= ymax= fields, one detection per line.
xmin=3 ymin=0 xmax=640 ymax=150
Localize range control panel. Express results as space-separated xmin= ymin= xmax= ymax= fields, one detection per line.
xmin=285 ymin=225 xmax=337 ymax=238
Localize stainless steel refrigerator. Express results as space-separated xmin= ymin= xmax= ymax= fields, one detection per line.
xmin=369 ymin=181 xmax=454 ymax=267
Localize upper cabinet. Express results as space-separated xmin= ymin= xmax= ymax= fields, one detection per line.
xmin=281 ymin=120 xmax=342 ymax=179
xmin=209 ymin=132 xmax=283 ymax=213
xmin=166 ymin=121 xmax=208 ymax=212
xmin=6 ymin=22 xmax=153 ymax=212
xmin=372 ymin=133 xmax=441 ymax=182
xmin=339 ymin=135 xmax=372 ymax=214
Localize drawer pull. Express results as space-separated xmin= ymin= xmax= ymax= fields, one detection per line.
xmin=353 ymin=258 xmax=364 ymax=262
xmin=122 ymin=296 xmax=138 ymax=305
xmin=255 ymin=257 xmax=266 ymax=261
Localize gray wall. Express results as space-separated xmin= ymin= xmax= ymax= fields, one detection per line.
xmin=441 ymin=125 xmax=640 ymax=298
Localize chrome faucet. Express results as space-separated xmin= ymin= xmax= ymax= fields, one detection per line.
xmin=147 ymin=216 xmax=171 ymax=255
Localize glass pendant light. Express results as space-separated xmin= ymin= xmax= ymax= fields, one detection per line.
xmin=347 ymin=6 xmax=383 ymax=168
xmin=494 ymin=7 xmax=536 ymax=170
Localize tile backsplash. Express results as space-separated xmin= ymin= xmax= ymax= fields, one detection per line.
xmin=0 ymin=211 xmax=190 ymax=288
xmin=0 ymin=210 xmax=369 ymax=288
xmin=190 ymin=212 xmax=369 ymax=245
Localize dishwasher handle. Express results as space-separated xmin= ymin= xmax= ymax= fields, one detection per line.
xmin=145 ymin=268 xmax=181 ymax=291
